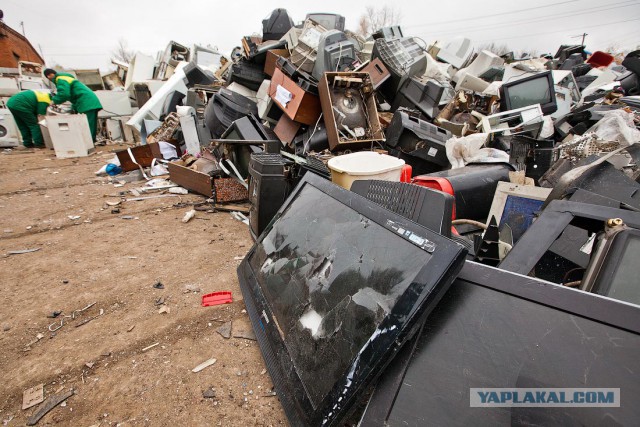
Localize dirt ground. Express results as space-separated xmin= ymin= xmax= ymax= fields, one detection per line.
xmin=0 ymin=145 xmax=287 ymax=426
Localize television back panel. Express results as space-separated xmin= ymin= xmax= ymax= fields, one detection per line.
xmin=361 ymin=260 xmax=640 ymax=426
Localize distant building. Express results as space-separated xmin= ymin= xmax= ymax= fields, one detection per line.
xmin=0 ymin=20 xmax=44 ymax=68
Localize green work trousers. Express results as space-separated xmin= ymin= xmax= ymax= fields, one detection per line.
xmin=8 ymin=107 xmax=43 ymax=147
xmin=83 ymin=109 xmax=100 ymax=143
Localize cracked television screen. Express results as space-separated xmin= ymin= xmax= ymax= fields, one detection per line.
xmin=248 ymin=184 xmax=431 ymax=408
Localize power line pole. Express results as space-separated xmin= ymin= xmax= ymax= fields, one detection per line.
xmin=19 ymin=21 xmax=25 ymax=37
xmin=572 ymin=32 xmax=588 ymax=46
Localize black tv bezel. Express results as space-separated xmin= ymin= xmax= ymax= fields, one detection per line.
xmin=499 ymin=70 xmax=557 ymax=115
xmin=237 ymin=172 xmax=466 ymax=426
xmin=359 ymin=259 xmax=640 ymax=425
xmin=499 ymin=200 xmax=640 ymax=277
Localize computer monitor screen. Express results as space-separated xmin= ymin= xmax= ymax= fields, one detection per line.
xmin=500 ymin=71 xmax=557 ymax=115
xmin=237 ymin=172 xmax=466 ymax=426
xmin=506 ymin=77 xmax=550 ymax=108
xmin=592 ymin=230 xmax=640 ymax=305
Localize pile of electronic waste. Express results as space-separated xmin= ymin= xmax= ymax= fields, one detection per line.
xmin=88 ymin=9 xmax=640 ymax=426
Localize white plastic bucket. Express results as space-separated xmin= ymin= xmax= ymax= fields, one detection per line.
xmin=327 ymin=151 xmax=405 ymax=190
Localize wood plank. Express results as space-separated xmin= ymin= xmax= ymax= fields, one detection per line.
xmin=214 ymin=203 xmax=250 ymax=214
xmin=168 ymin=162 xmax=213 ymax=197
xmin=26 ymin=389 xmax=74 ymax=426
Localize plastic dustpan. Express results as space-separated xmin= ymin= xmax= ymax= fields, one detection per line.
xmin=202 ymin=291 xmax=233 ymax=307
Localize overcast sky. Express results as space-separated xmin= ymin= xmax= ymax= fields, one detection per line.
xmin=3 ymin=0 xmax=639 ymax=72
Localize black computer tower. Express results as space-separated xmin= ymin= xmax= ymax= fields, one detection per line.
xmin=248 ymin=153 xmax=291 ymax=241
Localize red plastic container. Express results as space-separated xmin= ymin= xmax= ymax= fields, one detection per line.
xmin=400 ymin=164 xmax=413 ymax=183
xmin=587 ymin=51 xmax=614 ymax=68
xmin=202 ymin=291 xmax=233 ymax=307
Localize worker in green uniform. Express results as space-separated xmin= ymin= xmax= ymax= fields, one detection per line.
xmin=44 ymin=68 xmax=102 ymax=142
xmin=6 ymin=89 xmax=52 ymax=148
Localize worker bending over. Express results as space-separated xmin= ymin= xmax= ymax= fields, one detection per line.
xmin=6 ymin=89 xmax=51 ymax=148
xmin=44 ymin=68 xmax=103 ymax=142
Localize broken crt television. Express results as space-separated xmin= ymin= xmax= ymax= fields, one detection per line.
xmin=499 ymin=200 xmax=640 ymax=306
xmin=237 ymin=172 xmax=467 ymax=426
xmin=580 ymin=219 xmax=640 ymax=306
xmin=499 ymin=71 xmax=557 ymax=115
xmin=319 ymin=72 xmax=385 ymax=151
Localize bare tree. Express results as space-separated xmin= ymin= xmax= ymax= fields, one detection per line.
xmin=356 ymin=5 xmax=402 ymax=37
xmin=111 ymin=38 xmax=134 ymax=64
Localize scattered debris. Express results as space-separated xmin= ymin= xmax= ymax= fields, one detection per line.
xmin=127 ymin=325 xmax=135 ymax=332
xmin=203 ymin=388 xmax=216 ymax=399
xmin=182 ymin=209 xmax=196 ymax=223
xmin=230 ymin=211 xmax=249 ymax=225
xmin=233 ymin=328 xmax=256 ymax=341
xmin=142 ymin=343 xmax=159 ymax=352
xmin=22 ymin=384 xmax=44 ymax=410
xmin=120 ymin=215 xmax=136 ymax=220
xmin=169 ymin=187 xmax=189 ymax=195
xmin=216 ymin=321 xmax=232 ymax=339
xmin=47 ymin=311 xmax=62 ymax=319
xmin=158 ymin=305 xmax=171 ymax=314
xmin=85 ymin=362 xmax=95 ymax=369
xmin=153 ymin=282 xmax=164 ymax=289
xmin=26 ymin=388 xmax=74 ymax=426
xmin=75 ymin=315 xmax=98 ymax=328
xmin=2 ymin=324 xmax=10 ymax=332
xmin=67 ymin=216 xmax=81 ymax=221
xmin=183 ymin=284 xmax=201 ymax=293
xmin=192 ymin=357 xmax=217 ymax=373
xmin=6 ymin=248 xmax=41 ymax=256
xmin=126 ymin=194 xmax=180 ymax=202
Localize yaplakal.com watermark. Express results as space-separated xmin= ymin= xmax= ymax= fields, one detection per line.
xmin=470 ymin=388 xmax=620 ymax=407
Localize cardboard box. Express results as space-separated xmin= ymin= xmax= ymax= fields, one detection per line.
xmin=319 ymin=72 xmax=385 ymax=151
xmin=269 ymin=67 xmax=321 ymax=126
xmin=264 ymin=49 xmax=290 ymax=77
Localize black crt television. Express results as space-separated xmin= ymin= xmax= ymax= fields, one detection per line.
xmin=499 ymin=200 xmax=640 ymax=288
xmin=361 ymin=260 xmax=640 ymax=426
xmin=499 ymin=71 xmax=557 ymax=115
xmin=262 ymin=8 xmax=294 ymax=42
xmin=580 ymin=223 xmax=640 ymax=306
xmin=203 ymin=88 xmax=258 ymax=139
xmin=236 ymin=172 xmax=467 ymax=426
xmin=217 ymin=114 xmax=279 ymax=178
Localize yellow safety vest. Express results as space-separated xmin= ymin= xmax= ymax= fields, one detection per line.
xmin=33 ymin=90 xmax=51 ymax=104
xmin=55 ymin=75 xmax=76 ymax=85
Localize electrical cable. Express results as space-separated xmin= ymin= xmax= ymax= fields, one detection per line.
xmin=405 ymin=0 xmax=583 ymax=29
xmin=475 ymin=16 xmax=640 ymax=43
xmin=415 ymin=1 xmax=639 ymax=38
